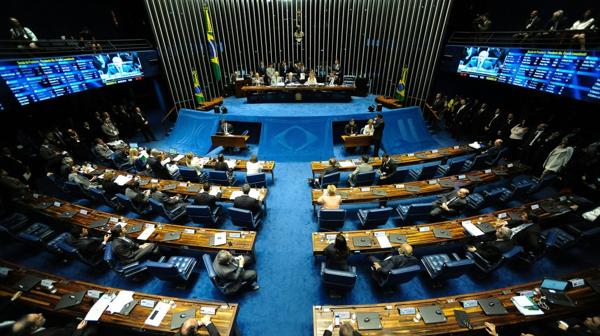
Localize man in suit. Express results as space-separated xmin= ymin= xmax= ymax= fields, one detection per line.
xmin=372 ymin=114 xmax=385 ymax=156
xmin=193 ymin=184 xmax=222 ymax=211
xmin=467 ymin=226 xmax=514 ymax=263
xmin=213 ymin=250 xmax=259 ymax=293
xmin=99 ymin=170 xmax=125 ymax=198
xmin=368 ymin=243 xmax=418 ymax=285
xmin=378 ymin=153 xmax=397 ymax=183
xmin=176 ymin=316 xmax=220 ymax=336
xmin=147 ymin=152 xmax=172 ymax=179
xmin=310 ymin=157 xmax=339 ymax=187
xmin=482 ymin=139 xmax=506 ymax=166
xmin=521 ymin=123 xmax=548 ymax=164
xmin=101 ymin=115 xmax=120 ymax=142
xmin=150 ymin=187 xmax=187 ymax=211
xmin=498 ymin=113 xmax=516 ymax=140
xmin=125 ymin=182 xmax=151 ymax=210
xmin=132 ymin=106 xmax=156 ymax=142
xmin=323 ymin=321 xmax=361 ymax=336
xmin=110 ymin=226 xmax=161 ymax=264
xmin=348 ymin=155 xmax=373 ymax=186
xmin=451 ymin=98 xmax=471 ymax=139
xmin=92 ymin=138 xmax=114 ymax=161
xmin=430 ymin=188 xmax=470 ymax=219
xmin=7 ymin=313 xmax=95 ymax=336
xmin=233 ymin=183 xmax=263 ymax=216
xmin=344 ymin=119 xmax=358 ymax=136
xmin=484 ymin=108 xmax=503 ymax=141
xmin=220 ymin=120 xmax=234 ymax=135
xmin=67 ymin=227 xmax=109 ymax=263
xmin=214 ymin=154 xmax=235 ymax=184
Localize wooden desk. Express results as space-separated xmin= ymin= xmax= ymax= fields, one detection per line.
xmin=195 ymin=97 xmax=223 ymax=111
xmin=313 ymin=267 xmax=600 ymax=335
xmin=241 ymin=85 xmax=356 ymax=93
xmin=310 ymin=164 xmax=527 ymax=212
xmin=310 ymin=144 xmax=481 ymax=176
xmin=165 ymin=154 xmax=276 ymax=180
xmin=341 ymin=135 xmax=373 ymax=149
xmin=20 ymin=195 xmax=257 ymax=254
xmin=375 ymin=95 xmax=403 ymax=109
xmin=241 ymin=85 xmax=356 ymax=103
xmin=312 ymin=195 xmax=577 ymax=255
xmin=211 ymin=135 xmax=250 ymax=150
xmin=0 ymin=260 xmax=239 ymax=335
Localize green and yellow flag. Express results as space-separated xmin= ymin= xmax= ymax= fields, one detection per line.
xmin=394 ymin=66 xmax=408 ymax=103
xmin=203 ymin=4 xmax=221 ymax=81
xmin=192 ymin=69 xmax=205 ymax=104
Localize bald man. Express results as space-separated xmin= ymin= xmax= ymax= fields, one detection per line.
xmin=176 ymin=315 xmax=220 ymax=336
xmin=368 ymin=243 xmax=418 ymax=285
xmin=430 ymin=188 xmax=470 ymax=219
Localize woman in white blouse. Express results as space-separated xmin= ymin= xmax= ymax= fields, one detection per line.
xmin=246 ymin=155 xmax=263 ymax=174
xmin=508 ymin=120 xmax=529 ymax=159
xmin=184 ymin=153 xmax=203 ymax=174
xmin=570 ymin=9 xmax=595 ymax=50
xmin=362 ymin=119 xmax=375 ymax=136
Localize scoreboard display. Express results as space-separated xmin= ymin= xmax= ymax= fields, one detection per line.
xmin=456 ymin=46 xmax=600 ymax=103
xmin=0 ymin=52 xmax=143 ymax=106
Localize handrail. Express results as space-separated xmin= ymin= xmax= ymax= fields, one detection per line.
xmin=448 ymin=29 xmax=600 ymax=50
xmin=0 ymin=38 xmax=154 ymax=58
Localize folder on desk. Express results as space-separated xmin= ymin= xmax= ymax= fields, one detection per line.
xmin=162 ymin=183 xmax=177 ymax=191
xmin=389 ymin=234 xmax=407 ymax=244
xmin=372 ymin=190 xmax=387 ymax=196
xmin=419 ymin=305 xmax=447 ymax=324
xmin=89 ymin=218 xmax=109 ymax=229
xmin=126 ymin=224 xmax=142 ymax=234
xmin=433 ymin=228 xmax=452 ymax=239
xmin=467 ymin=175 xmax=482 ymax=182
xmin=476 ymin=222 xmax=496 ymax=234
xmin=59 ymin=211 xmax=77 ymax=219
xmin=55 ymin=290 xmax=86 ymax=310
xmin=478 ymin=297 xmax=508 ymax=315
xmin=439 ymin=180 xmax=455 ymax=188
xmin=162 ymin=232 xmax=181 ymax=242
xmin=119 ymin=299 xmax=138 ymax=316
xmin=35 ymin=202 xmax=52 ymax=210
xmin=14 ymin=275 xmax=42 ymax=292
xmin=405 ymin=185 xmax=421 ymax=192
xmin=170 ymin=308 xmax=196 ymax=330
xmin=352 ymin=236 xmax=372 ymax=247
xmin=187 ymin=185 xmax=200 ymax=193
xmin=356 ymin=312 xmax=382 ymax=330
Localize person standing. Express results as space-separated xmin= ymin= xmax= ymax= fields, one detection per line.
xmin=372 ymin=114 xmax=385 ymax=156
xmin=132 ymin=106 xmax=157 ymax=142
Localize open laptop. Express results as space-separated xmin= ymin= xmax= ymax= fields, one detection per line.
xmin=540 ymin=279 xmax=576 ymax=307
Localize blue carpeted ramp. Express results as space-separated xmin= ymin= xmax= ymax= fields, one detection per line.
xmin=381 ymin=106 xmax=438 ymax=154
xmin=153 ymin=110 xmax=218 ymax=155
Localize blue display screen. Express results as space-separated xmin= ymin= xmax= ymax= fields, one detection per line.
xmin=0 ymin=52 xmax=143 ymax=106
xmin=456 ymin=46 xmax=600 ymax=103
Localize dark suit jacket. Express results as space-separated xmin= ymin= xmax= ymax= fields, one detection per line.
xmin=435 ymin=191 xmax=467 ymax=213
xmin=214 ymin=161 xmax=230 ymax=172
xmin=373 ymin=119 xmax=385 ymax=140
xmin=344 ymin=123 xmax=357 ymax=135
xmin=380 ymin=158 xmax=397 ymax=176
xmin=133 ymin=112 xmax=149 ymax=128
xmin=112 ymin=236 xmax=139 ymax=264
xmin=499 ymin=118 xmax=517 ymax=139
xmin=475 ymin=239 xmax=514 ymax=263
xmin=213 ymin=258 xmax=247 ymax=293
xmin=175 ymin=323 xmax=220 ymax=336
xmin=67 ymin=235 xmax=104 ymax=261
xmin=101 ymin=179 xmax=125 ymax=197
xmin=193 ymin=191 xmax=220 ymax=210
xmin=147 ymin=157 xmax=171 ymax=179
xmin=323 ymin=244 xmax=349 ymax=271
xmin=233 ymin=195 xmax=261 ymax=214
xmin=377 ymin=254 xmax=418 ymax=275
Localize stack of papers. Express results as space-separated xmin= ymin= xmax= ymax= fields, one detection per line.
xmin=248 ymin=188 xmax=261 ymax=200
xmin=339 ymin=160 xmax=354 ymax=168
xmin=172 ymin=154 xmax=184 ymax=162
xmin=145 ymin=301 xmax=170 ymax=327
xmin=229 ymin=190 xmax=243 ymax=200
xmin=114 ymin=175 xmax=132 ymax=186
xmin=461 ymin=221 xmax=484 ymax=236
xmin=468 ymin=142 xmax=482 ymax=149
xmin=138 ymin=227 xmax=156 ymax=240
xmin=511 ymin=295 xmax=544 ymax=316
xmin=160 ymin=158 xmax=171 ymax=166
xmin=374 ymin=232 xmax=391 ymax=248
xmin=209 ymin=186 xmax=221 ymax=196
xmin=107 ymin=291 xmax=134 ymax=314
xmin=213 ymin=232 xmax=227 ymax=246
xmin=226 ymin=159 xmax=237 ymax=169
xmin=85 ymin=294 xmax=114 ymax=321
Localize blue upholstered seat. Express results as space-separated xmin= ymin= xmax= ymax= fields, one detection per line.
xmin=357 ymin=207 xmax=393 ymax=227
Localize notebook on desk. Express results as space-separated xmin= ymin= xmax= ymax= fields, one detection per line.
xmin=55 ymin=290 xmax=86 ymax=310
xmin=59 ymin=211 xmax=77 ymax=219
xmin=352 ymin=236 xmax=372 ymax=247
xmin=356 ymin=312 xmax=382 ymax=330
xmin=162 ymin=232 xmax=181 ymax=242
xmin=171 ymin=308 xmax=196 ymax=330
xmin=467 ymin=175 xmax=482 ymax=182
xmin=14 ymin=275 xmax=42 ymax=292
xmin=476 ymin=222 xmax=496 ymax=234
xmin=405 ymin=185 xmax=421 ymax=192
xmin=478 ymin=297 xmax=508 ymax=315
xmin=187 ymin=185 xmax=200 ymax=193
xmin=89 ymin=218 xmax=109 ymax=229
xmin=389 ymin=233 xmax=407 ymax=244
xmin=162 ymin=184 xmax=177 ymax=191
xmin=126 ymin=224 xmax=142 ymax=234
xmin=419 ymin=305 xmax=447 ymax=324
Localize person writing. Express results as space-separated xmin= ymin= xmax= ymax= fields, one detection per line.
xmin=362 ymin=119 xmax=375 ymax=136
xmin=344 ymin=119 xmax=358 ymax=136
xmin=317 ymin=184 xmax=342 ymax=210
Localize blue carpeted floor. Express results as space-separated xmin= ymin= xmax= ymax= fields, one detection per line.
xmin=2 ymin=98 xmax=600 ymax=336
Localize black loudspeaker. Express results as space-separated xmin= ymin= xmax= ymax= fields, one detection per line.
xmin=376 ymin=104 xmax=383 ymax=111
xmin=354 ymin=77 xmax=369 ymax=97
xmin=214 ymin=106 xmax=220 ymax=113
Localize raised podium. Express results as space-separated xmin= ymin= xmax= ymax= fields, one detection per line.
xmin=341 ymin=134 xmax=373 ymax=149
xmin=211 ymin=134 xmax=250 ymax=150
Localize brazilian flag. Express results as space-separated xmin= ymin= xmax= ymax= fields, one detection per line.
xmin=192 ymin=69 xmax=205 ymax=104
xmin=394 ymin=66 xmax=408 ymax=103
xmin=203 ymin=4 xmax=221 ymax=81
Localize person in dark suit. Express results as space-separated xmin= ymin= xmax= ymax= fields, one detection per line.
xmin=482 ymin=139 xmax=506 ymax=165
xmin=323 ymin=321 xmax=361 ymax=336
xmin=176 ymin=316 xmax=220 ymax=336
xmin=323 ymin=233 xmax=350 ymax=271
xmin=467 ymin=226 xmax=514 ymax=263
xmin=520 ymin=123 xmax=548 ymax=164
xmin=378 ymin=153 xmax=397 ymax=183
xmin=498 ymin=113 xmax=516 ymax=140
xmin=132 ymin=106 xmax=156 ymax=142
xmin=484 ymin=108 xmax=503 ymax=141
xmin=98 ymin=171 xmax=125 ymax=197
xmin=214 ymin=154 xmax=231 ymax=172
xmin=110 ymin=226 xmax=161 ymax=264
xmin=368 ymin=243 xmax=418 ymax=285
xmin=213 ymin=250 xmax=259 ymax=293
xmin=67 ymin=227 xmax=109 ymax=263
xmin=7 ymin=313 xmax=95 ymax=336
xmin=429 ymin=188 xmax=470 ymax=219
xmin=233 ymin=184 xmax=263 ymax=215
xmin=193 ymin=184 xmax=222 ymax=211
xmin=310 ymin=158 xmax=339 ymax=187
xmin=147 ymin=152 xmax=172 ymax=179
xmin=372 ymin=114 xmax=385 ymax=156
xmin=344 ymin=119 xmax=358 ymax=136
xmin=219 ymin=120 xmax=234 ymax=135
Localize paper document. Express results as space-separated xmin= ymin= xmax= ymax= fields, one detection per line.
xmin=138 ymin=227 xmax=156 ymax=241
xmin=229 ymin=190 xmax=243 ymax=200
xmin=468 ymin=141 xmax=481 ymax=149
xmin=511 ymin=296 xmax=544 ymax=316
xmin=107 ymin=291 xmax=134 ymax=314
xmin=209 ymin=186 xmax=221 ymax=196
xmin=161 ymin=158 xmax=171 ymax=165
xmin=249 ymin=188 xmax=261 ymax=200
xmin=172 ymin=154 xmax=184 ymax=162
xmin=339 ymin=160 xmax=354 ymax=168
xmin=376 ymin=235 xmax=392 ymax=248
xmin=213 ymin=232 xmax=227 ymax=246
xmin=85 ymin=294 xmax=114 ymax=321
xmin=114 ymin=175 xmax=132 ymax=186
xmin=145 ymin=301 xmax=170 ymax=327
xmin=226 ymin=159 xmax=237 ymax=169
xmin=462 ymin=222 xmax=484 ymax=236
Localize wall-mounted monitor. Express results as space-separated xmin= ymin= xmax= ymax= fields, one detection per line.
xmin=454 ymin=46 xmax=600 ymax=103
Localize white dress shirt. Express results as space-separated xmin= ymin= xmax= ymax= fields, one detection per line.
xmin=246 ymin=161 xmax=263 ymax=174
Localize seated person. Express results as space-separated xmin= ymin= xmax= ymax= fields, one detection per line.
xmin=368 ymin=243 xmax=418 ymax=285
xmin=323 ymin=233 xmax=350 ymax=271
xmin=271 ymin=71 xmax=282 ymax=85
xmin=310 ymin=158 xmax=339 ymax=187
xmin=285 ymin=72 xmax=298 ymax=84
xmin=378 ymin=153 xmax=397 ymax=182
xmin=110 ymin=225 xmax=161 ymax=264
xmin=498 ymin=211 xmax=543 ymax=255
xmin=306 ymin=70 xmax=318 ymax=85
xmin=362 ymin=119 xmax=375 ymax=136
xmin=233 ymin=183 xmax=263 ymax=215
xmin=246 ymin=155 xmax=263 ymax=175
xmin=214 ymin=154 xmax=231 ymax=172
xmin=176 ymin=316 xmax=220 ymax=336
xmin=466 ymin=226 xmax=514 ymax=263
xmin=193 ymin=184 xmax=222 ymax=211
xmin=323 ymin=321 xmax=361 ymax=336
xmin=482 ymin=139 xmax=505 ymax=165
xmin=348 ymin=155 xmax=373 ymax=185
xmin=125 ymin=182 xmax=151 ymax=210
xmin=213 ymin=250 xmax=259 ymax=292
xmin=58 ymin=156 xmax=74 ymax=180
xmin=100 ymin=170 xmax=126 ymax=197
xmin=252 ymin=72 xmax=263 ymax=85
xmin=569 ymin=9 xmax=595 ymax=50
xmin=150 ymin=187 xmax=187 ymax=211
xmin=93 ymin=138 xmax=114 ymax=161
xmin=128 ymin=147 xmax=139 ymax=165
xmin=220 ymin=120 xmax=234 ymax=135
xmin=7 ymin=313 xmax=95 ymax=336
xmin=344 ymin=119 xmax=358 ymax=136
xmin=184 ymin=152 xmax=208 ymax=182
xmin=429 ymin=188 xmax=469 ymax=219
xmin=68 ymin=165 xmax=97 ymax=188
xmin=317 ymin=184 xmax=342 ymax=210
xmin=67 ymin=226 xmax=110 ymax=263
xmin=147 ymin=150 xmax=172 ymax=180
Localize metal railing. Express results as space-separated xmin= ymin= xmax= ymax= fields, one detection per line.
xmin=0 ymin=39 xmax=154 ymax=58
xmin=448 ymin=29 xmax=600 ymax=50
